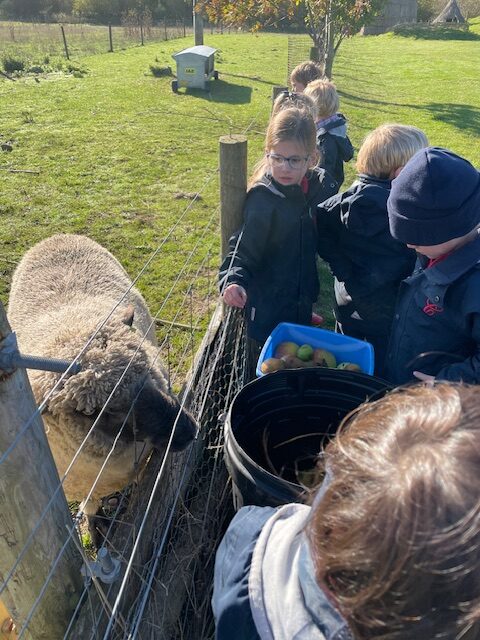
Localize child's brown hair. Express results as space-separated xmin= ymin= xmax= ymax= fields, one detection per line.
xmin=248 ymin=107 xmax=317 ymax=189
xmin=271 ymin=90 xmax=318 ymax=120
xmin=289 ymin=61 xmax=324 ymax=90
xmin=356 ymin=124 xmax=429 ymax=179
xmin=307 ymin=383 xmax=480 ymax=640
xmin=304 ymin=78 xmax=339 ymax=120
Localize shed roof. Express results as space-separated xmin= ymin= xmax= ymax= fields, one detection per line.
xmin=432 ymin=0 xmax=466 ymax=22
xmin=172 ymin=45 xmax=217 ymax=60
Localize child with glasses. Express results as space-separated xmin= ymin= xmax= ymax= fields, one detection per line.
xmin=316 ymin=124 xmax=428 ymax=375
xmin=219 ymin=107 xmax=338 ymax=355
xmin=304 ymin=78 xmax=354 ymax=188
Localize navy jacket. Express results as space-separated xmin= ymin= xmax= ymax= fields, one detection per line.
xmin=384 ymin=234 xmax=480 ymax=385
xmin=219 ymin=169 xmax=338 ymax=343
xmin=316 ymin=114 xmax=354 ymax=188
xmin=317 ymin=175 xmax=416 ymax=337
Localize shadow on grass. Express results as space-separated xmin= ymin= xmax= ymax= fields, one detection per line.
xmin=339 ymin=90 xmax=480 ymax=136
xmin=425 ymin=102 xmax=480 ymax=136
xmin=219 ymin=71 xmax=278 ymax=86
xmin=183 ymin=80 xmax=253 ymax=104
xmin=392 ymin=24 xmax=480 ymax=40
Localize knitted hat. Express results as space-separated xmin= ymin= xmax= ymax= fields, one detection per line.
xmin=387 ymin=147 xmax=480 ymax=246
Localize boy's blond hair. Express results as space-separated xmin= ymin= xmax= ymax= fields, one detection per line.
xmin=308 ymin=383 xmax=480 ymax=640
xmin=289 ymin=61 xmax=323 ymax=88
xmin=356 ymin=123 xmax=429 ymax=179
xmin=304 ymin=79 xmax=339 ymax=120
xmin=271 ymin=90 xmax=318 ymax=120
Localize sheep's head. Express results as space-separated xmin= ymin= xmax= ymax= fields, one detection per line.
xmin=32 ymin=307 xmax=197 ymax=451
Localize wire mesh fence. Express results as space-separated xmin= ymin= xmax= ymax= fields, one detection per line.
xmin=0 ymin=133 xmax=251 ymax=637
xmin=287 ymin=34 xmax=313 ymax=84
xmin=0 ymin=20 xmax=191 ymax=61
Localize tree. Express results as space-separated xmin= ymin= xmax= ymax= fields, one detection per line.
xmin=197 ymin=0 xmax=389 ymax=77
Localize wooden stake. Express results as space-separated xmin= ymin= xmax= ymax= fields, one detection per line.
xmin=219 ymin=134 xmax=247 ymax=260
xmin=0 ymin=301 xmax=82 ymax=639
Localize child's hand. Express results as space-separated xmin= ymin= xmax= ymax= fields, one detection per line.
xmin=413 ymin=371 xmax=435 ymax=385
xmin=223 ymin=284 xmax=247 ymax=309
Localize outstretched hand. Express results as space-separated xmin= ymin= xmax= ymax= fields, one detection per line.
xmin=223 ymin=284 xmax=247 ymax=309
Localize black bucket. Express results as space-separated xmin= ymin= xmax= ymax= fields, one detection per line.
xmin=224 ymin=368 xmax=391 ymax=510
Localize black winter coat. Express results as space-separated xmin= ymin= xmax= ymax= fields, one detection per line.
xmin=316 ymin=114 xmax=354 ymax=188
xmin=384 ymin=235 xmax=480 ymax=385
xmin=317 ymin=175 xmax=416 ymax=337
xmin=219 ymin=170 xmax=338 ymax=343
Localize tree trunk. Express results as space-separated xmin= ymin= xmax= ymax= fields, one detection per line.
xmin=324 ymin=7 xmax=335 ymax=79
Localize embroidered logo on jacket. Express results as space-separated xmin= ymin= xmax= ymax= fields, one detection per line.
xmin=423 ymin=298 xmax=443 ymax=316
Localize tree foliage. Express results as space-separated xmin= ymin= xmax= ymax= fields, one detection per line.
xmin=197 ymin=0 xmax=389 ymax=76
xmin=0 ymin=0 xmax=191 ymax=21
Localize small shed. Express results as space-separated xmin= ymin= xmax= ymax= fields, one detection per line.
xmin=171 ymin=45 xmax=218 ymax=92
xmin=432 ymin=0 xmax=466 ymax=23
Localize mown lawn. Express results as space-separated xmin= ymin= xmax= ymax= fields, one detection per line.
xmin=1 ymin=22 xmax=479 ymax=354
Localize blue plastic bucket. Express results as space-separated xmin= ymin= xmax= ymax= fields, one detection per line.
xmin=256 ymin=322 xmax=374 ymax=377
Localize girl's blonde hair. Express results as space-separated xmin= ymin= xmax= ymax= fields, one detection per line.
xmin=272 ymin=90 xmax=318 ymax=120
xmin=307 ymin=383 xmax=480 ymax=640
xmin=304 ymin=79 xmax=339 ymax=119
xmin=289 ymin=61 xmax=324 ymax=88
xmin=248 ymin=107 xmax=317 ymax=189
xmin=356 ymin=124 xmax=429 ymax=178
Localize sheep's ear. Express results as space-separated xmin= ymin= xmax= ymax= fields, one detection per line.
xmin=122 ymin=304 xmax=135 ymax=327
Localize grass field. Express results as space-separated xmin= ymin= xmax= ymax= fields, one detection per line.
xmin=1 ymin=22 xmax=479 ymax=360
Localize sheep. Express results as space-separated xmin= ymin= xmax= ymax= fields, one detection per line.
xmin=8 ymin=234 xmax=197 ymax=541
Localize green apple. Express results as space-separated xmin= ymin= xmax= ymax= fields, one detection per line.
xmin=297 ymin=344 xmax=314 ymax=361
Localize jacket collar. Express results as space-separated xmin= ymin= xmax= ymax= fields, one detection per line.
xmin=356 ymin=173 xmax=392 ymax=189
xmin=249 ymin=503 xmax=353 ymax=640
xmin=422 ymin=233 xmax=480 ymax=286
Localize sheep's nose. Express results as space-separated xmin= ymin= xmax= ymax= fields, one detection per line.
xmin=170 ymin=409 xmax=197 ymax=451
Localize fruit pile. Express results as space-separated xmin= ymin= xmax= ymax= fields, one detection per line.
xmin=260 ymin=341 xmax=362 ymax=374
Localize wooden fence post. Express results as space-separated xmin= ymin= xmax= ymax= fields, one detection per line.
xmin=272 ymin=85 xmax=288 ymax=103
xmin=0 ymin=301 xmax=83 ymax=640
xmin=108 ymin=24 xmax=113 ymax=52
xmin=219 ymin=135 xmax=247 ymax=260
xmin=60 ymin=25 xmax=69 ymax=60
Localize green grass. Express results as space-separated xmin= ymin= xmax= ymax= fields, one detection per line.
xmin=1 ymin=26 xmax=479 ymax=359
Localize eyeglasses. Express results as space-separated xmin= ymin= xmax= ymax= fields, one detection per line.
xmin=267 ymin=153 xmax=309 ymax=170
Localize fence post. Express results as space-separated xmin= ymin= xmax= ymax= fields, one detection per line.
xmin=140 ymin=23 xmax=144 ymax=46
xmin=219 ymin=135 xmax=247 ymax=259
xmin=60 ymin=25 xmax=69 ymax=60
xmin=272 ymin=85 xmax=288 ymax=103
xmin=0 ymin=301 xmax=83 ymax=639
xmin=108 ymin=24 xmax=113 ymax=52
xmin=183 ymin=17 xmax=186 ymax=37
xmin=164 ymin=18 xmax=168 ymax=40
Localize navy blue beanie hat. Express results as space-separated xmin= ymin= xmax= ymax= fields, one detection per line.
xmin=387 ymin=147 xmax=480 ymax=246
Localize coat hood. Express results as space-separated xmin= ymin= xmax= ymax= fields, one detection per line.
xmin=249 ymin=504 xmax=353 ymax=640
